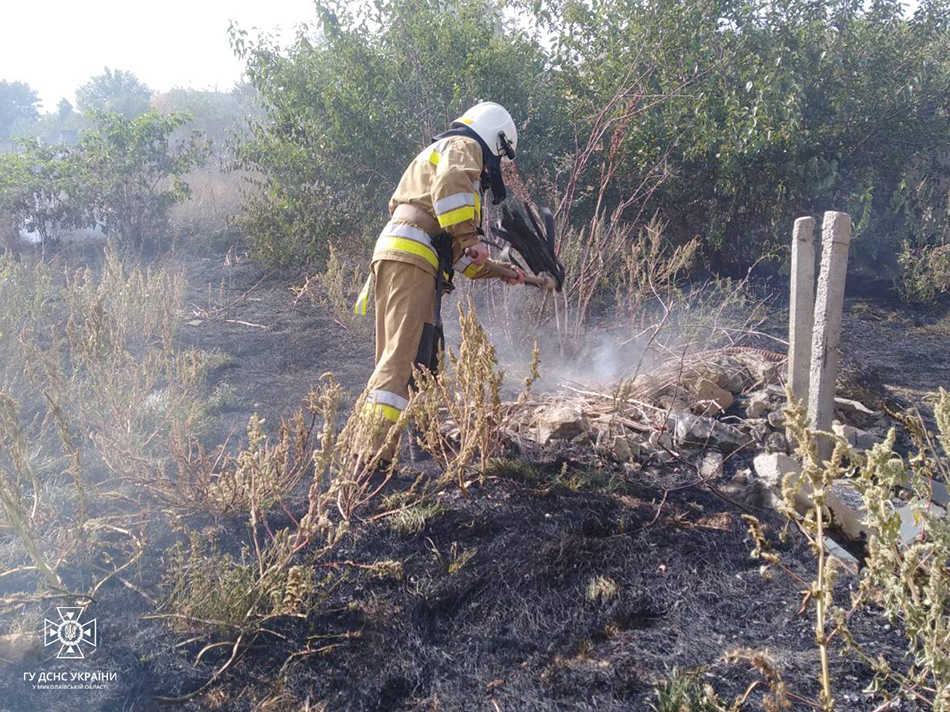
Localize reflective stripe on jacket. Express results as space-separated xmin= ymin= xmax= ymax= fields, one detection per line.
xmin=372 ymin=135 xmax=485 ymax=277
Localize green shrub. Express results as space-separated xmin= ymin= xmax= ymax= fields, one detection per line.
xmin=79 ymin=111 xmax=208 ymax=250
xmin=0 ymin=111 xmax=208 ymax=251
xmin=230 ymin=0 xmax=950 ymax=273
xmin=896 ymin=240 xmax=950 ymax=304
xmin=228 ymin=0 xmax=562 ymax=268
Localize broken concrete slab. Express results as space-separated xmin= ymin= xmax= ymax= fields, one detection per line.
xmin=692 ymin=378 xmax=734 ymax=415
xmin=535 ymin=404 xmax=589 ymax=445
xmin=673 ymin=413 xmax=752 ymax=452
xmin=611 ymin=435 xmax=642 ymax=461
xmin=832 ymin=421 xmax=884 ymax=451
xmin=895 ymin=502 xmax=946 ymax=545
xmin=931 ymin=480 xmax=950 ymax=507
xmin=834 ymin=397 xmax=881 ymax=418
xmin=753 ymin=452 xmax=801 ymax=490
xmin=827 ymin=479 xmax=872 ymax=542
xmin=719 ymin=467 xmax=773 ymax=510
xmin=754 ymin=455 xmax=871 ymax=541
xmin=700 ymin=451 xmax=724 ymax=477
xmin=741 ymin=418 xmax=770 ymax=445
xmin=897 ymin=504 xmax=924 ymax=544
xmin=823 ymin=536 xmax=859 ymax=572
xmin=895 ymin=473 xmax=950 ymax=508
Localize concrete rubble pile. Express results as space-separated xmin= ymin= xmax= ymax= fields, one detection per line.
xmin=512 ymin=348 xmax=806 ymax=457
xmin=510 ymin=210 xmax=943 ymax=564
xmin=509 ymin=348 xmax=944 ymax=559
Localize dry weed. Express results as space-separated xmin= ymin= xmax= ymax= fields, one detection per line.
xmin=742 ymin=387 xmax=950 ymax=710
xmin=896 ymin=241 xmax=950 ymax=304
xmin=409 ymin=300 xmax=511 ymax=492
xmin=0 ymin=248 xmax=196 ymax=617
xmin=292 ymin=244 xmax=371 ymax=332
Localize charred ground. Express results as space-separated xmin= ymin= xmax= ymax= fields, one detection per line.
xmin=3 ymin=249 xmax=947 ymax=712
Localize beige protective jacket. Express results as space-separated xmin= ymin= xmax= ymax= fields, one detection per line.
xmin=371 ymin=134 xmax=508 ymax=281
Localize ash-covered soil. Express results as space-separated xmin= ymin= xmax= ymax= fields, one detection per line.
xmin=167 ymin=459 xmax=906 ymax=712
xmin=3 ymin=250 xmax=945 ymax=712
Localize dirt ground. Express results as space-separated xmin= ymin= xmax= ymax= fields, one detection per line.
xmin=4 ymin=248 xmax=948 ymax=712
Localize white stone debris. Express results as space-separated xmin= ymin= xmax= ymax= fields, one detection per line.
xmin=533 ymin=404 xmax=589 ymax=446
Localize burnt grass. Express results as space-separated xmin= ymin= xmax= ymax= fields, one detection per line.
xmin=239 ymin=461 xmax=899 ymax=712
xmin=2 ymin=250 xmax=942 ymax=712
xmin=79 ymin=454 xmax=907 ymax=712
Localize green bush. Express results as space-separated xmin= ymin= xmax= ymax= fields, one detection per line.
xmin=0 ymin=111 xmax=208 ymax=251
xmin=79 ymin=111 xmax=209 ymax=250
xmin=229 ymin=0 xmax=564 ymax=267
xmin=230 ymin=0 xmax=950 ymax=273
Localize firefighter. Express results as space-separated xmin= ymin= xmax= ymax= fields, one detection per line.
xmin=352 ymin=101 xmax=531 ymax=464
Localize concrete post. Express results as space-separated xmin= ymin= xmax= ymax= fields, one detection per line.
xmin=807 ymin=211 xmax=852 ymax=462
xmin=788 ymin=217 xmax=815 ymax=406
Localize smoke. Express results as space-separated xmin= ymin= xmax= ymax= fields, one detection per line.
xmin=441 ymin=275 xmax=775 ymax=398
xmin=441 ymin=286 xmax=657 ymax=397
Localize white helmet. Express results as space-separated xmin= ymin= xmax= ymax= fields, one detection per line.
xmin=452 ymin=101 xmax=518 ymax=162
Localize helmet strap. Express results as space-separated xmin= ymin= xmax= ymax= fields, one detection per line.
xmin=433 ymin=126 xmax=507 ymax=205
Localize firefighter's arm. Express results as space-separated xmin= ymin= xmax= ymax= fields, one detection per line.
xmin=428 ymin=137 xmax=518 ymax=283
xmin=460 ymin=258 xmax=525 ymax=282
xmin=430 ymin=137 xmax=487 ymax=276
xmin=431 ymin=137 xmax=482 ymax=240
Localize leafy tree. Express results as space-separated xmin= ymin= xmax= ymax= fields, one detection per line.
xmin=0 ymin=143 xmax=94 ymax=246
xmin=0 ymin=80 xmax=41 ymax=139
xmin=229 ymin=0 xmax=564 ymax=267
xmin=79 ymin=111 xmax=209 ymax=249
xmin=21 ymin=144 xmax=95 ymax=245
xmin=76 ymin=68 xmax=153 ymax=119
xmin=152 ymin=85 xmax=257 ymax=151
xmin=0 ymin=112 xmax=208 ymax=251
xmin=230 ymin=0 xmax=950 ymax=274
xmin=0 ymin=152 xmax=33 ymax=254
xmin=527 ymin=0 xmax=950 ymax=269
xmin=56 ymin=98 xmax=74 ymax=121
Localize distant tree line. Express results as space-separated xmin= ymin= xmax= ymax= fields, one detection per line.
xmin=0 ymin=68 xmax=254 ymax=255
xmin=229 ymin=0 xmax=950 ymax=277
xmin=3 ymin=69 xmax=251 ymax=154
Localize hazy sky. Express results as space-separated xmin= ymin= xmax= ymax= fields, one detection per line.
xmin=1 ymin=0 xmax=317 ymax=110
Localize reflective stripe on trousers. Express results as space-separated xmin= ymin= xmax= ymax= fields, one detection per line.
xmin=366 ymin=388 xmax=409 ymax=423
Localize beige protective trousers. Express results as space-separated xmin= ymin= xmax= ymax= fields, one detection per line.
xmin=363 ymin=258 xmax=436 ymax=460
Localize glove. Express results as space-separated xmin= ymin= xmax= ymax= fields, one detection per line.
xmin=465 ymin=243 xmax=489 ymax=266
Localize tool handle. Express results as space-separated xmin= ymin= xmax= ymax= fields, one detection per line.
xmin=493 ymin=263 xmax=556 ymax=289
